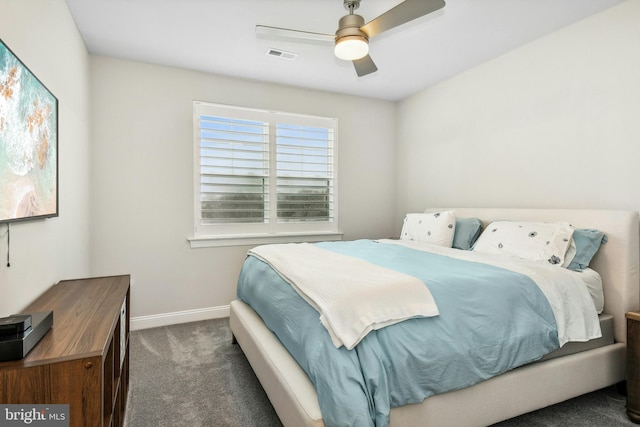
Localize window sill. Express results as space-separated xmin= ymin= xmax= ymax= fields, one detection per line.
xmin=188 ymin=231 xmax=344 ymax=248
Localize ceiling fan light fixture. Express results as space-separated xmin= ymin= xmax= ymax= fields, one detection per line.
xmin=334 ymin=36 xmax=369 ymax=60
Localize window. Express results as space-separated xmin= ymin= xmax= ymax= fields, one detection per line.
xmin=191 ymin=102 xmax=340 ymax=247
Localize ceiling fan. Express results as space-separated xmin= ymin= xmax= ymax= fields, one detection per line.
xmin=256 ymin=0 xmax=445 ymax=77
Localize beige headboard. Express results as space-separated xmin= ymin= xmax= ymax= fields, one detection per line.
xmin=426 ymin=208 xmax=640 ymax=343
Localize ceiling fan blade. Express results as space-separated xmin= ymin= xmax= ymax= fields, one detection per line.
xmin=255 ymin=25 xmax=334 ymax=43
xmin=361 ymin=0 xmax=445 ymax=38
xmin=353 ymin=55 xmax=378 ymax=77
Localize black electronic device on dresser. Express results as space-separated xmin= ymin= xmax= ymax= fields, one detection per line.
xmin=0 ymin=312 xmax=53 ymax=362
xmin=0 ymin=314 xmax=32 ymax=334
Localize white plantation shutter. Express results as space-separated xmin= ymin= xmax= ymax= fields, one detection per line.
xmin=199 ymin=115 xmax=269 ymax=224
xmin=193 ymin=102 xmax=338 ymax=241
xmin=276 ymin=123 xmax=334 ymax=223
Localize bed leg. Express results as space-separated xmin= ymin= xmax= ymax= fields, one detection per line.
xmin=232 ymin=334 xmax=238 ymax=345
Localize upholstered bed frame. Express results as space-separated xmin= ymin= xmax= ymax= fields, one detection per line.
xmin=229 ymin=208 xmax=640 ymax=426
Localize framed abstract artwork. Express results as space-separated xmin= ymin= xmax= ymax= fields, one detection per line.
xmin=0 ymin=38 xmax=58 ymax=223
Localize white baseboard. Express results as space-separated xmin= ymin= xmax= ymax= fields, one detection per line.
xmin=130 ymin=305 xmax=230 ymax=331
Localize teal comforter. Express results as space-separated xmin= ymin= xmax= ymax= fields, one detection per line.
xmin=237 ymin=240 xmax=559 ymax=427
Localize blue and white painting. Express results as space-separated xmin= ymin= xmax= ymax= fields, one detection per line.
xmin=0 ymin=39 xmax=58 ymax=222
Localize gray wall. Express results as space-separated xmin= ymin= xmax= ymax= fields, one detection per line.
xmin=0 ymin=0 xmax=91 ymax=316
xmin=89 ymin=57 xmax=397 ymax=327
xmin=396 ymin=1 xmax=640 ymax=227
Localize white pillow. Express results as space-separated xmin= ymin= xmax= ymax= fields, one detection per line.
xmin=473 ymin=221 xmax=574 ymax=266
xmin=562 ymin=238 xmax=577 ymax=268
xmin=400 ymin=211 xmax=456 ymax=247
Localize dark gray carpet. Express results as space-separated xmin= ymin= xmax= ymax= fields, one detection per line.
xmin=492 ymin=385 xmax=634 ymax=427
xmin=124 ymin=318 xmax=635 ymax=427
xmin=124 ymin=318 xmax=282 ymax=427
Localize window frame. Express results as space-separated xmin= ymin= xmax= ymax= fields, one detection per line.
xmin=189 ymin=101 xmax=342 ymax=248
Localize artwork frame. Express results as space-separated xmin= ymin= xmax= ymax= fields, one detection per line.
xmin=0 ymin=38 xmax=58 ymax=224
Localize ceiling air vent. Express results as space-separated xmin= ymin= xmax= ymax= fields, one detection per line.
xmin=265 ymin=48 xmax=298 ymax=60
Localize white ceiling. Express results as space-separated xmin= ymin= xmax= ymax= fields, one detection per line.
xmin=64 ymin=0 xmax=624 ymax=101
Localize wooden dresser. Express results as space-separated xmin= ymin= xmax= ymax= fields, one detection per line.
xmin=627 ymin=311 xmax=640 ymax=423
xmin=0 ymin=275 xmax=130 ymax=427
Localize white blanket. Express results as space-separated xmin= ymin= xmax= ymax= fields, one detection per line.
xmin=248 ymin=243 xmax=439 ymax=350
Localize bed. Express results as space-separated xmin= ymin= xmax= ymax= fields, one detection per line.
xmin=229 ymin=208 xmax=640 ymax=427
